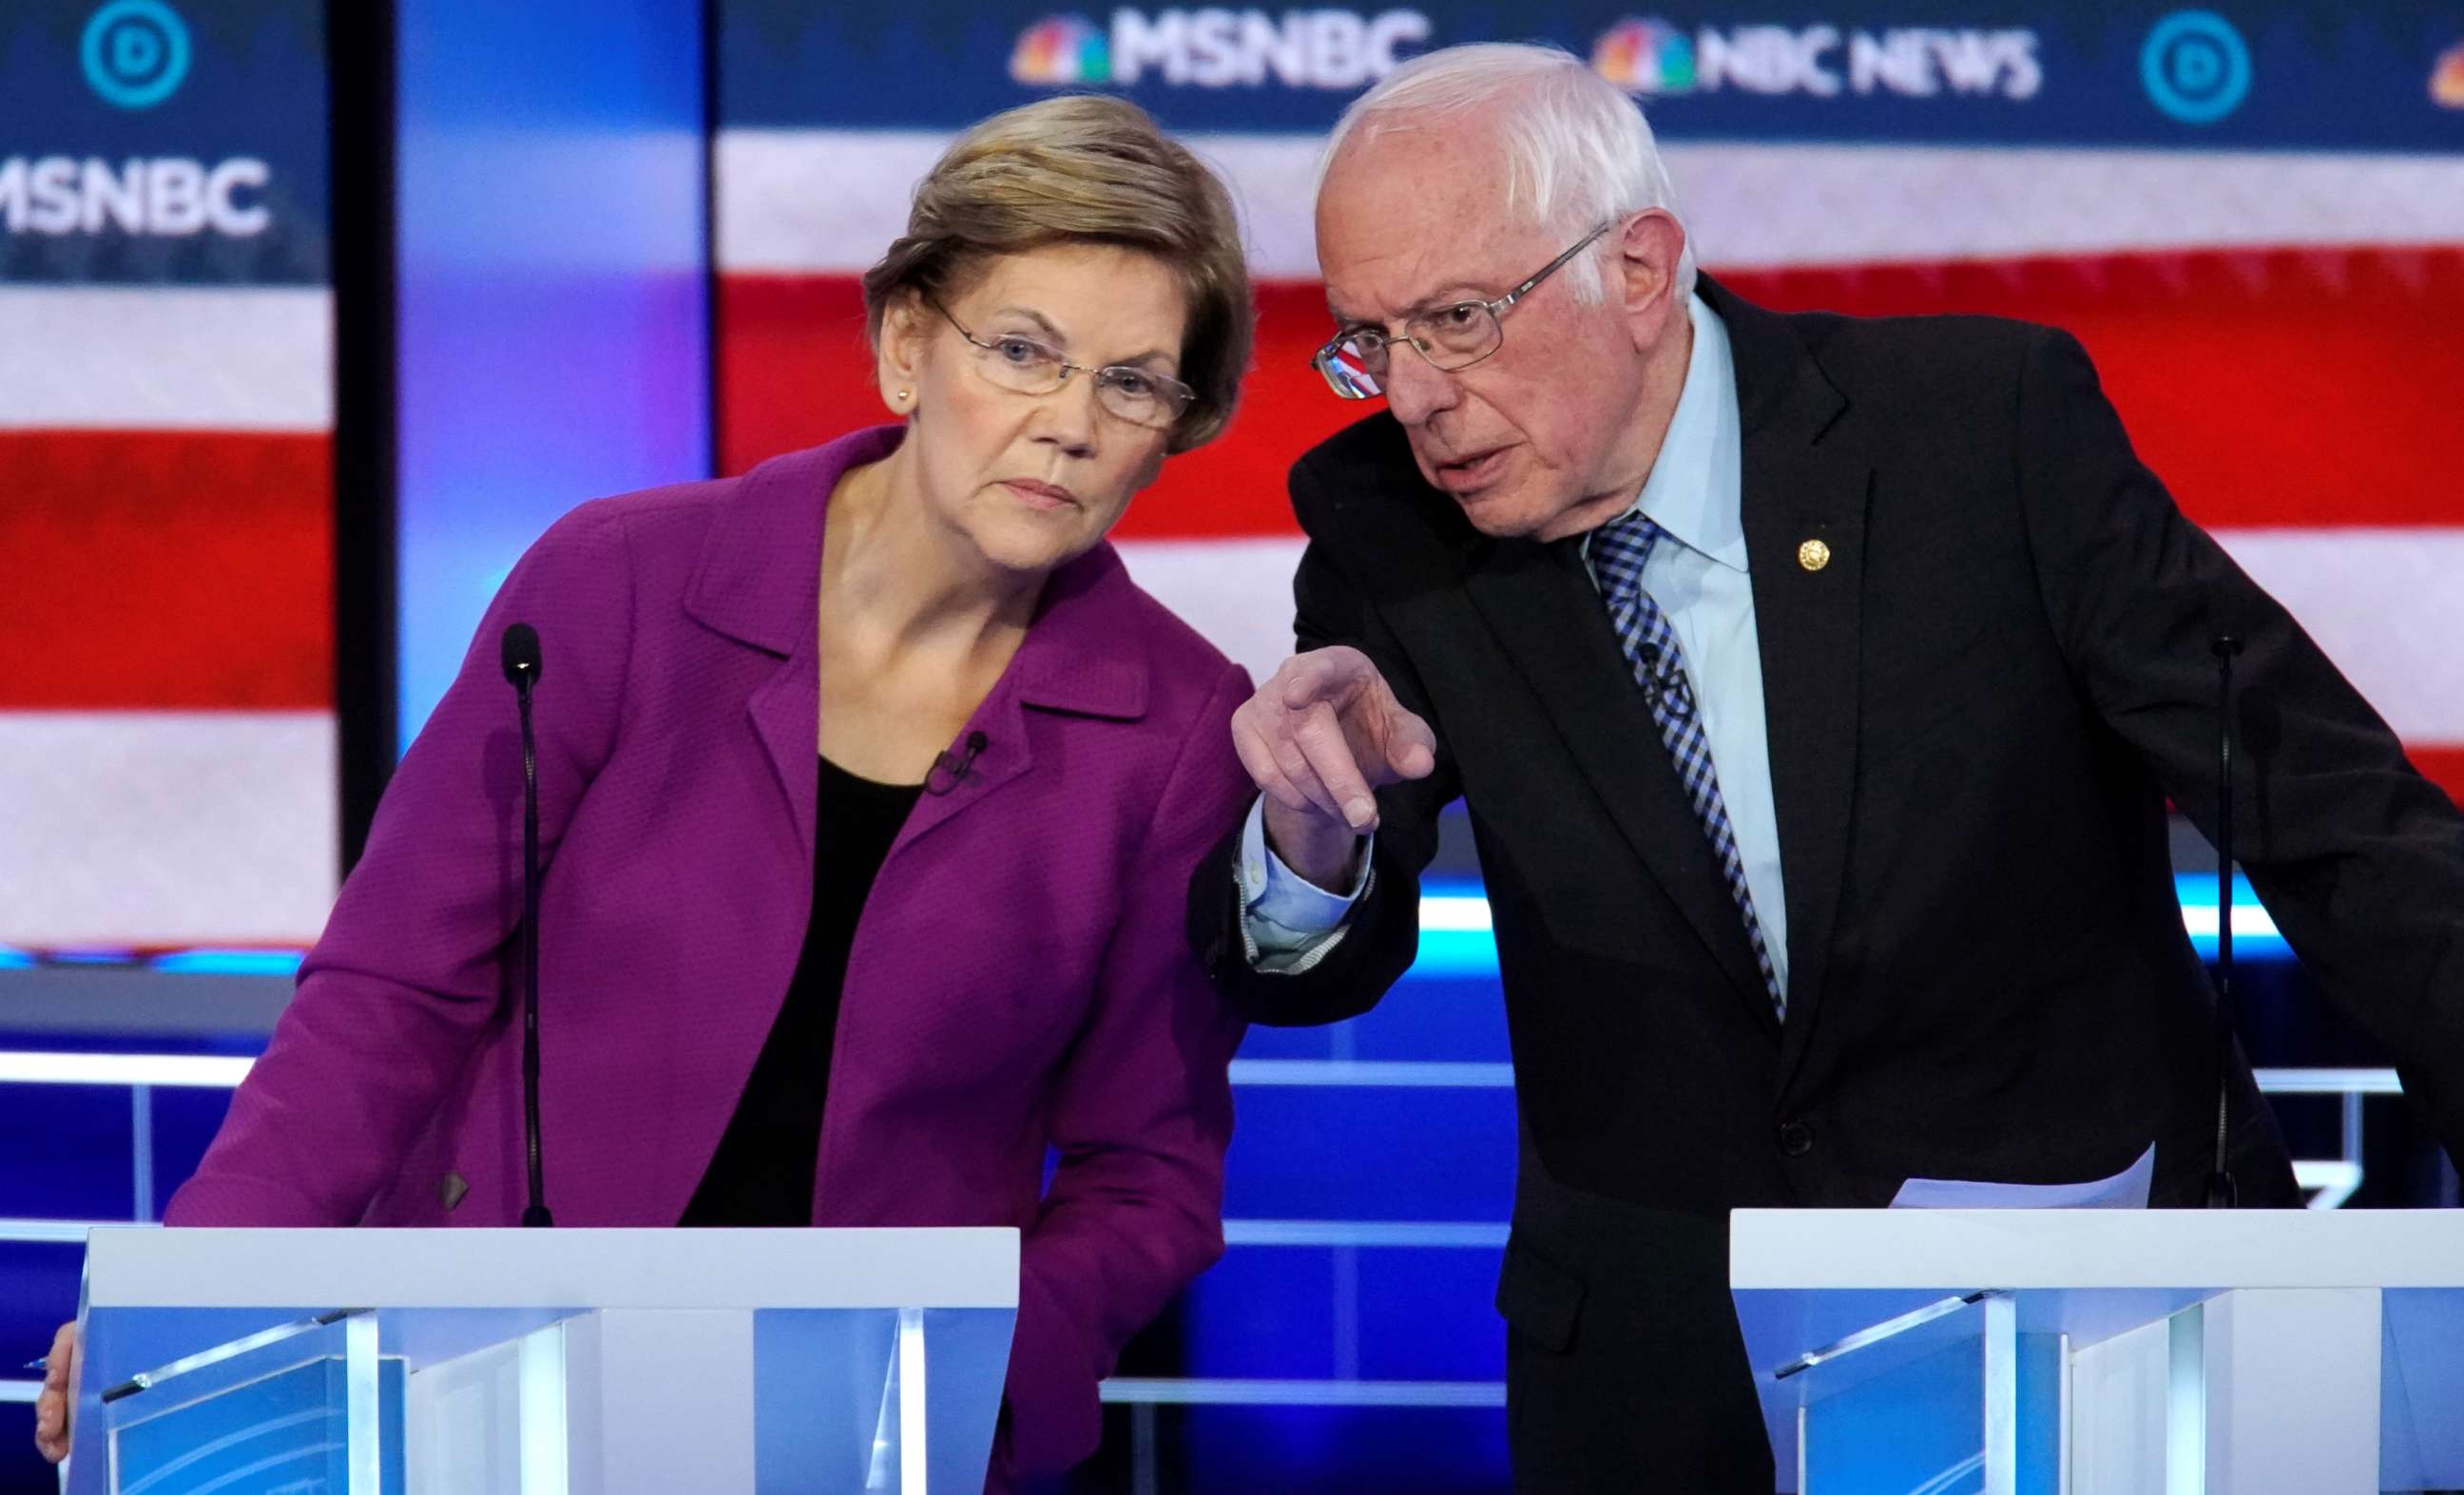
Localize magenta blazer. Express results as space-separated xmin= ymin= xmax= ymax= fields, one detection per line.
xmin=165 ymin=426 xmax=1256 ymax=1485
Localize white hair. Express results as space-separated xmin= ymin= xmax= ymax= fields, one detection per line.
xmin=1315 ymin=42 xmax=1697 ymax=303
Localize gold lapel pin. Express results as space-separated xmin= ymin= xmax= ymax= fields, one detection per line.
xmin=1798 ymin=538 xmax=1832 ymax=573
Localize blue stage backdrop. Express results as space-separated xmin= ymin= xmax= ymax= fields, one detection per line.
xmin=1 ymin=3 xmax=2459 ymax=1491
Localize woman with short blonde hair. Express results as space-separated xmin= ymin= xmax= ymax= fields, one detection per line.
xmin=864 ymin=92 xmax=1252 ymax=450
xmin=45 ymin=96 xmax=1264 ymax=1491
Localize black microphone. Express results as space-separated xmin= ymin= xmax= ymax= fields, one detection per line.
xmin=2206 ymin=634 xmax=2244 ymax=1210
xmin=500 ymin=623 xmax=552 ymax=1228
xmin=925 ymin=731 xmax=989 ymax=796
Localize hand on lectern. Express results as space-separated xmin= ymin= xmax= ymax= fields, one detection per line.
xmin=32 ymin=1319 xmax=75 ymax=1463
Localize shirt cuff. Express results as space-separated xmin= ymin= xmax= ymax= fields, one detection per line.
xmin=1236 ymin=796 xmax=1373 ymax=973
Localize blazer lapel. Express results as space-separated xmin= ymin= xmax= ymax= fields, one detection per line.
xmin=684 ymin=427 xmax=904 ymax=862
xmin=747 ymin=653 xmax=821 ymax=860
xmin=885 ymin=679 xmax=1035 ymax=857
xmin=1710 ymin=279 xmax=1870 ymax=1085
xmin=1464 ymin=534 xmax=1778 ymax=1030
xmin=674 ymin=428 xmax=1149 ymax=868
xmin=888 ymin=543 xmax=1150 ymax=860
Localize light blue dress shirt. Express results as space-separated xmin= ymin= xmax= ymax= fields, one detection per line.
xmin=1242 ymin=291 xmax=1790 ymax=995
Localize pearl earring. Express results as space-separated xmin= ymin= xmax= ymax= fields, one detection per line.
xmin=895 ymin=388 xmax=911 ymax=403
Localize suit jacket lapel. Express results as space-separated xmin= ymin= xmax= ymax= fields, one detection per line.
xmin=1709 ymin=278 xmax=1870 ymax=1085
xmin=1464 ymin=534 xmax=1779 ymax=1031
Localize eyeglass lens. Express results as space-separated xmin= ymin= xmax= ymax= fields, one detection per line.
xmin=969 ymin=332 xmax=1183 ymax=430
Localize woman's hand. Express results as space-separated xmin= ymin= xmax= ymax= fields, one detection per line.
xmin=33 ymin=1319 xmax=77 ymax=1463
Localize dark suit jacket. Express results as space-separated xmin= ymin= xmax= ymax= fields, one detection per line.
xmin=1193 ymin=276 xmax=2464 ymax=1240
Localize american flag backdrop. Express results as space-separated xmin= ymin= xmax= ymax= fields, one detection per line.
xmin=713 ymin=4 xmax=2464 ymax=809
xmin=0 ymin=1 xmax=335 ymax=951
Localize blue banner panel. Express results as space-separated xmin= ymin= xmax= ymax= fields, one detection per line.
xmin=0 ymin=1 xmax=329 ymax=286
xmin=720 ymin=1 xmax=2464 ymax=150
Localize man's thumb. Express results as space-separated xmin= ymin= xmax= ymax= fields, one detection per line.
xmin=1387 ymin=709 xmax=1437 ymax=779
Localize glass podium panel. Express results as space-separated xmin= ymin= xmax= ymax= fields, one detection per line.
xmin=101 ymin=1311 xmax=403 ymax=1495
xmin=1755 ymin=1285 xmax=2464 ymax=1491
xmin=1729 ymin=1210 xmax=2464 ymax=1494
xmin=72 ymin=1302 xmax=1015 ymax=1494
xmin=752 ymin=1305 xmax=1016 ymax=1494
xmin=2382 ymin=1288 xmax=2464 ymax=1494
xmin=67 ymin=1227 xmax=1021 ymax=1495
xmin=1787 ymin=1293 xmax=2061 ymax=1495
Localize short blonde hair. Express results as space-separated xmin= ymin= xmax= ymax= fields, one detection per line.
xmin=862 ymin=96 xmax=1252 ymax=452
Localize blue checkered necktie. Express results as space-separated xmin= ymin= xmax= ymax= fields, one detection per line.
xmin=1588 ymin=510 xmax=1785 ymax=1020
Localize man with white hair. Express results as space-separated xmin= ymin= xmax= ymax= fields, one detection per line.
xmin=1187 ymin=41 xmax=2464 ymax=1490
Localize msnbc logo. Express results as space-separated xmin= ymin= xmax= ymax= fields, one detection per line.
xmin=1013 ymin=10 xmax=1429 ymax=89
xmin=1593 ymin=18 xmax=1695 ymax=95
xmin=1012 ymin=15 xmax=1109 ymax=85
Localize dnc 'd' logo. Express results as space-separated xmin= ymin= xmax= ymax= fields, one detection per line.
xmin=83 ymin=0 xmax=191 ymax=109
xmin=2140 ymin=10 xmax=2250 ymax=125
xmin=1011 ymin=14 xmax=1109 ymax=85
xmin=1593 ymin=18 xmax=1696 ymax=95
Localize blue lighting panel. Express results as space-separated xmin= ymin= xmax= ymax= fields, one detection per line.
xmin=148 ymin=949 xmax=305 ymax=976
xmin=394 ymin=0 xmax=711 ymax=751
xmin=1222 ymin=1085 xmax=1516 ymax=1223
xmin=1184 ymin=1245 xmax=1509 ymax=1383
xmin=1174 ymin=1404 xmax=1509 ymax=1495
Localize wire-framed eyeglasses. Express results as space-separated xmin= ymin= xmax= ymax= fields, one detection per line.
xmin=1310 ymin=221 xmax=1615 ymax=399
xmin=929 ymin=297 xmax=1196 ymax=431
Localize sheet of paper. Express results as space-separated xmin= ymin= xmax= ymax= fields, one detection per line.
xmin=1888 ymin=1143 xmax=2156 ymax=1209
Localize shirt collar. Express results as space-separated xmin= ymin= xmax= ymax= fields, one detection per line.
xmin=1608 ymin=292 xmax=1748 ymax=574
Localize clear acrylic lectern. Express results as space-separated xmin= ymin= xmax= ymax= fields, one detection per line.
xmin=58 ymin=1226 xmax=1018 ymax=1494
xmin=1730 ymin=1209 xmax=2464 ymax=1494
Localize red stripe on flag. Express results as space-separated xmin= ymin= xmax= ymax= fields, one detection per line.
xmin=715 ymin=272 xmax=872 ymax=481
xmin=2410 ymin=747 xmax=2464 ymax=813
xmin=722 ymin=245 xmax=2464 ymax=538
xmin=0 ymin=431 xmax=332 ymax=709
xmin=1723 ymin=246 xmax=2464 ymax=531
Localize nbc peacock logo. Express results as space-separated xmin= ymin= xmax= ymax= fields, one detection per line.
xmin=1592 ymin=17 xmax=1695 ymax=95
xmin=1012 ymin=15 xmax=1111 ymax=86
xmin=2434 ymin=41 xmax=2464 ymax=108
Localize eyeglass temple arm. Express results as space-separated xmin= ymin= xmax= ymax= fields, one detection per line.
xmin=1497 ymin=220 xmax=1617 ymax=312
xmin=1316 ymin=218 xmax=1617 ymax=365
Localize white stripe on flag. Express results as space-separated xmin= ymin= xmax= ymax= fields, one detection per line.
xmin=0 ymin=712 xmax=336 ymax=948
xmin=9 ymin=532 xmax=2438 ymax=949
xmin=1118 ymin=528 xmax=2464 ymax=748
xmin=2216 ymin=528 xmax=2464 ymax=743
xmin=0 ymin=286 xmax=333 ymax=431
xmin=717 ymin=133 xmax=2464 ymax=278
xmin=1115 ymin=537 xmax=1308 ymax=691
xmin=1658 ymin=144 xmax=2464 ymax=272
